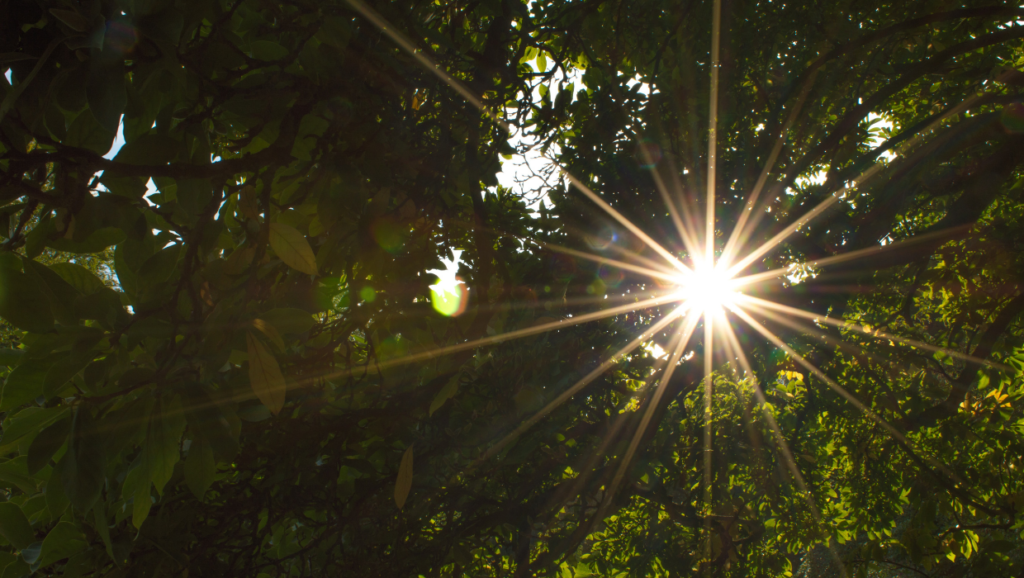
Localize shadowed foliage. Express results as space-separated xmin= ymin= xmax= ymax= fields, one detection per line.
xmin=1 ymin=0 xmax=1023 ymax=576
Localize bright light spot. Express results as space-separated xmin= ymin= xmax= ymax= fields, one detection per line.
xmin=675 ymin=264 xmax=738 ymax=315
xmin=644 ymin=341 xmax=667 ymax=359
xmin=428 ymin=250 xmax=468 ymax=317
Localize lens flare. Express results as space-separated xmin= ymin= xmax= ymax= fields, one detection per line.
xmin=674 ymin=263 xmax=738 ymax=315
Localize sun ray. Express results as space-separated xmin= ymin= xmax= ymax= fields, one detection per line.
xmin=318 ymin=292 xmax=683 ymax=383
xmin=718 ymin=71 xmax=819 ymax=270
xmin=557 ymin=167 xmax=693 ymax=274
xmin=725 ymin=81 xmax=1007 ymax=280
xmin=541 ymin=334 xmax=692 ymax=531
xmin=470 ymin=305 xmax=691 ymax=469
xmin=701 ymin=307 xmax=715 ymax=571
xmin=725 ymin=187 xmax=848 ymax=278
xmin=730 ymin=224 xmax=973 ymax=290
xmin=603 ymin=309 xmax=702 ymax=512
xmin=342 ymin=0 xmax=1019 ymax=564
xmin=717 ymin=320 xmax=849 ymax=577
xmin=636 ymin=137 xmax=703 ymax=259
xmin=705 ymin=0 xmax=722 ymax=270
xmin=604 ymin=240 xmax=689 ymax=279
xmin=343 ymin=0 xmax=507 ymax=131
xmin=727 ymin=305 xmax=991 ymax=508
xmin=735 ymin=294 xmax=1010 ymax=371
xmin=344 ymin=0 xmax=700 ymax=283
xmin=528 ymin=238 xmax=684 ymax=285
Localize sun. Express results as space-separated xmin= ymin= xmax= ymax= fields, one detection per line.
xmin=674 ymin=262 xmax=738 ymax=316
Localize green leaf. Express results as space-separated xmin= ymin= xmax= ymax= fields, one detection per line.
xmin=1 ymin=407 xmax=69 ymax=446
xmin=394 ymin=445 xmax=413 ymax=509
xmin=252 ymin=318 xmax=285 ymax=351
xmin=20 ymin=542 xmax=41 ymax=565
xmin=0 ymin=502 xmax=36 ymax=549
xmin=43 ymin=354 xmax=93 ymax=399
xmin=250 ymin=40 xmax=289 ymax=61
xmin=246 ymin=333 xmax=287 ymax=415
xmin=1 ymin=359 xmax=50 ymax=411
xmin=74 ymin=287 xmax=123 ymax=326
xmin=0 ymin=268 xmax=54 ymax=333
xmin=0 ymin=349 xmax=23 ymax=367
xmin=64 ymin=109 xmax=115 ymax=154
xmin=111 ymin=133 xmax=179 ymax=166
xmin=143 ymin=398 xmax=186 ymax=496
xmin=3 ymin=559 xmax=30 ymax=578
xmin=184 ymin=436 xmax=215 ymax=501
xmin=48 ymin=9 xmax=91 ymax=32
xmin=119 ymin=464 xmax=151 ymax=529
xmin=27 ymin=416 xmax=70 ymax=475
xmin=92 ymin=499 xmax=116 ymax=565
xmin=176 ymin=179 xmax=214 ymax=219
xmin=59 ymin=408 xmax=104 ymax=513
xmin=0 ymin=457 xmax=38 ymax=494
xmin=87 ymin=55 xmax=127 ymax=134
xmin=45 ymin=460 xmax=69 ymax=519
xmin=36 ymin=522 xmax=87 ymax=570
xmin=47 ymin=264 xmax=106 ymax=294
xmin=429 ymin=374 xmax=459 ymax=416
xmin=47 ymin=227 xmax=126 ymax=254
xmin=23 ymin=260 xmax=80 ymax=326
xmin=261 ymin=307 xmax=316 ymax=336
xmin=181 ymin=386 xmax=239 ymax=459
xmin=269 ymin=223 xmax=318 ymax=275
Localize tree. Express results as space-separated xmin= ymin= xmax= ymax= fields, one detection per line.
xmin=0 ymin=0 xmax=1023 ymax=576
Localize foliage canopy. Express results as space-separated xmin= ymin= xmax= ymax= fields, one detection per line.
xmin=1 ymin=0 xmax=1024 ymax=576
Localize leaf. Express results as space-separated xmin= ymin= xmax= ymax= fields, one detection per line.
xmin=92 ymin=500 xmax=116 ymax=565
xmin=261 ymin=308 xmax=315 ymax=335
xmin=143 ymin=398 xmax=186 ymax=496
xmin=0 ymin=349 xmax=23 ymax=367
xmin=394 ymin=445 xmax=414 ymax=509
xmin=184 ymin=436 xmax=215 ymax=501
xmin=59 ymin=407 xmax=104 ymax=513
xmin=47 ymin=226 xmax=126 ymax=254
xmin=237 ymin=185 xmax=261 ymax=220
xmin=269 ymin=222 xmax=318 ymax=275
xmin=429 ymin=375 xmax=459 ymax=416
xmin=23 ymin=260 xmax=80 ymax=325
xmin=0 ymin=457 xmax=38 ymax=494
xmin=121 ymin=464 xmax=151 ymax=529
xmin=246 ymin=333 xmax=287 ymax=415
xmin=87 ymin=55 xmax=127 ymax=134
xmin=45 ymin=460 xmax=69 ymax=519
xmin=47 ymin=263 xmax=106 ymax=294
xmin=1 ymin=407 xmax=69 ymax=446
xmin=27 ymin=415 xmax=70 ymax=475
xmin=111 ymin=134 xmax=179 ymax=166
xmin=250 ymin=40 xmax=289 ymax=61
xmin=0 ymin=502 xmax=35 ymax=549
xmin=181 ymin=386 xmax=239 ymax=459
xmin=252 ymin=319 xmax=285 ymax=351
xmin=43 ymin=353 xmax=94 ymax=399
xmin=20 ymin=542 xmax=42 ymax=565
xmin=48 ymin=9 xmax=91 ymax=32
xmin=64 ymin=108 xmax=115 ymax=155
xmin=0 ymin=359 xmax=51 ymax=411
xmin=36 ymin=522 xmax=87 ymax=570
xmin=0 ymin=268 xmax=54 ymax=333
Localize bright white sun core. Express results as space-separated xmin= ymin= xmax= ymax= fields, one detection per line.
xmin=674 ymin=263 xmax=738 ymax=315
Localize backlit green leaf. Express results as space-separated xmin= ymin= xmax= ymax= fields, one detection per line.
xmin=269 ymin=223 xmax=318 ymax=275
xmin=246 ymin=333 xmax=287 ymax=415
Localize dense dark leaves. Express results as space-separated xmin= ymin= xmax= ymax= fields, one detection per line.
xmin=0 ymin=0 xmax=1022 ymax=577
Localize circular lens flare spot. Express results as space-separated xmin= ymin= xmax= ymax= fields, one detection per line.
xmin=431 ymin=278 xmax=468 ymax=317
